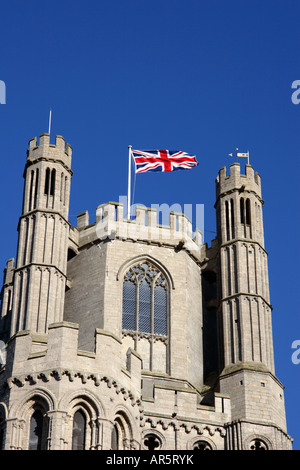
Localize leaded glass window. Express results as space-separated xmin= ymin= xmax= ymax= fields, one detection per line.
xmin=139 ymin=279 xmax=151 ymax=332
xmin=154 ymin=284 xmax=167 ymax=335
xmin=122 ymin=262 xmax=168 ymax=336
xmin=123 ymin=280 xmax=136 ymax=330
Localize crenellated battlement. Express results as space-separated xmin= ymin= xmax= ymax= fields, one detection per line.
xmin=27 ymin=133 xmax=72 ymax=169
xmin=76 ymin=201 xmax=203 ymax=258
xmin=216 ymin=163 xmax=262 ymax=199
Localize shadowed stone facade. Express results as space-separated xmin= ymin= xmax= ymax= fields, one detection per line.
xmin=0 ymin=134 xmax=293 ymax=450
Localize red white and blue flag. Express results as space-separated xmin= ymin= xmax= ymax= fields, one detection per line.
xmin=131 ymin=149 xmax=198 ymax=174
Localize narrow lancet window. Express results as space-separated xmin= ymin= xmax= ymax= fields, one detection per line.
xmin=72 ymin=409 xmax=86 ymax=450
xmin=33 ymin=169 xmax=39 ymax=209
xmin=240 ymin=198 xmax=245 ymax=224
xmin=29 ymin=410 xmax=44 ymax=450
xmin=64 ymin=176 xmax=68 ymax=205
xmin=50 ymin=169 xmax=56 ymax=196
xmin=60 ymin=172 xmax=64 ymax=202
xmin=246 ymin=198 xmax=251 ymax=225
xmin=230 ymin=199 xmax=235 ymax=238
xmin=138 ymin=279 xmax=151 ymax=333
xmin=44 ymin=168 xmax=50 ymax=195
xmin=154 ymin=284 xmax=167 ymax=335
xmin=225 ymin=201 xmax=230 ymax=240
xmin=28 ymin=170 xmax=34 ymax=211
xmin=122 ymin=280 xmax=136 ymax=330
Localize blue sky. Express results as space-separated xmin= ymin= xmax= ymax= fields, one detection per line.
xmin=0 ymin=0 xmax=299 ymax=449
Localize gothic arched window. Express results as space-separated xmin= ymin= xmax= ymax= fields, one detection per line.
xmin=246 ymin=198 xmax=251 ymax=225
xmin=72 ymin=409 xmax=86 ymax=450
xmin=29 ymin=410 xmax=44 ymax=450
xmin=28 ymin=170 xmax=34 ymax=211
xmin=225 ymin=200 xmax=230 ymax=240
xmin=44 ymin=168 xmax=50 ymax=195
xmin=122 ymin=262 xmax=167 ymax=336
xmin=122 ymin=261 xmax=169 ymax=373
xmin=33 ymin=168 xmax=39 ymax=209
xmin=230 ymin=198 xmax=235 ymax=238
xmin=50 ymin=169 xmax=56 ymax=196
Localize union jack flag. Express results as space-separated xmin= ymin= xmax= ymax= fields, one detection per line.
xmin=131 ymin=149 xmax=198 ymax=174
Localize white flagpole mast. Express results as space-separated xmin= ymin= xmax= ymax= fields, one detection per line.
xmin=48 ymin=109 xmax=52 ymax=135
xmin=127 ymin=146 xmax=132 ymax=219
xmin=229 ymin=148 xmax=250 ymax=165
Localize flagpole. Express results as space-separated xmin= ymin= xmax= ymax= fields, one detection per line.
xmin=48 ymin=109 xmax=52 ymax=135
xmin=229 ymin=148 xmax=250 ymax=165
xmin=127 ymin=146 xmax=132 ymax=219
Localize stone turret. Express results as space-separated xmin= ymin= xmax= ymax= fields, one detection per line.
xmin=9 ymin=134 xmax=72 ymax=337
xmin=215 ymin=163 xmax=264 ymax=247
xmin=215 ymin=162 xmax=288 ymax=439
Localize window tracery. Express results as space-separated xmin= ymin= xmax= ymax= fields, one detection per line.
xmin=122 ymin=262 xmax=167 ymax=336
xmin=193 ymin=440 xmax=212 ymax=450
xmin=122 ymin=261 xmax=169 ymax=373
xmin=143 ymin=433 xmax=162 ymax=451
xmin=249 ymin=438 xmax=268 ymax=450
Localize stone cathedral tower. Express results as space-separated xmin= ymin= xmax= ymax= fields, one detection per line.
xmin=0 ymin=134 xmax=292 ymax=451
